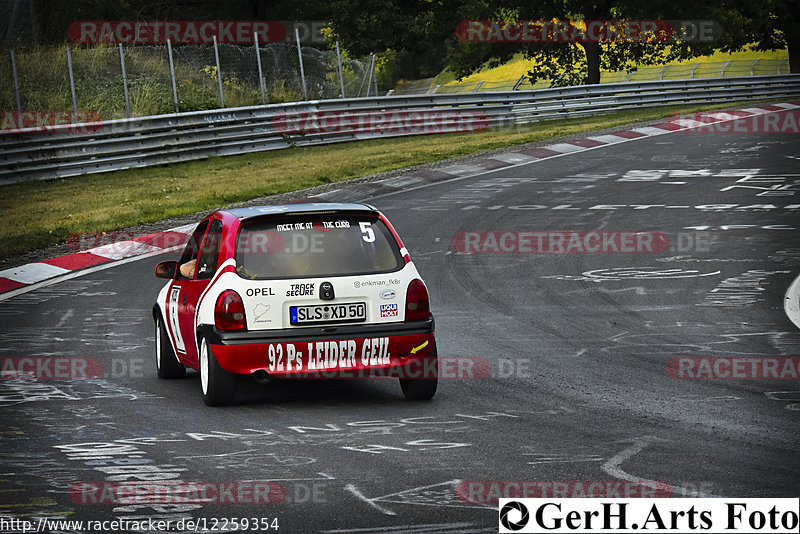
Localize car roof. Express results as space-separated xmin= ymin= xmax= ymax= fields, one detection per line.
xmin=224 ymin=202 xmax=377 ymax=220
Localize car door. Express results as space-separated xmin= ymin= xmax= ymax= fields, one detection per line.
xmin=167 ymin=218 xmax=222 ymax=366
xmin=177 ymin=219 xmax=223 ymax=366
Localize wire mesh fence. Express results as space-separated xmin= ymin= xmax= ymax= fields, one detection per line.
xmin=0 ymin=42 xmax=377 ymax=121
xmin=397 ymin=58 xmax=791 ymax=95
xmin=0 ymin=44 xmax=791 ymax=123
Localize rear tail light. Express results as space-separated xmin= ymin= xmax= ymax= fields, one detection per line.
xmin=215 ymin=290 xmax=246 ymax=331
xmin=405 ymin=279 xmax=430 ymax=321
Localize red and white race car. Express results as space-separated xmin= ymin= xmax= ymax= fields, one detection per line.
xmin=152 ymin=203 xmax=437 ymax=405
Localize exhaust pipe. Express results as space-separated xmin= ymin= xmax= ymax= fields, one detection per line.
xmin=252 ymin=370 xmax=271 ymax=384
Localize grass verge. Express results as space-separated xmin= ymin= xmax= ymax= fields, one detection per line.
xmin=0 ymin=98 xmax=784 ymax=258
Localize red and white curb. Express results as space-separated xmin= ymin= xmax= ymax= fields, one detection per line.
xmin=1 ymin=102 xmax=798 ymax=300
xmin=0 ymin=224 xmax=194 ymax=298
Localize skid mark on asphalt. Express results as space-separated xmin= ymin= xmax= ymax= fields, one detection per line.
xmin=3 ymin=279 xmax=109 ymax=304
xmin=0 ymin=377 xmax=160 ymax=407
xmin=765 ymin=390 xmax=800 ymax=411
xmin=602 ymin=327 xmax=800 ymax=357
xmin=601 ymin=436 xmax=719 ymax=497
xmin=175 ymin=449 xmax=317 ymax=469
xmin=543 ymin=267 xmax=722 ymax=282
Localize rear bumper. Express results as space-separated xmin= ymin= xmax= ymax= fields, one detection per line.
xmin=203 ymin=319 xmax=436 ymax=377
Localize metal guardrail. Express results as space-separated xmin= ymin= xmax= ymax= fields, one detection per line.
xmin=1 ymin=74 xmax=798 ymax=184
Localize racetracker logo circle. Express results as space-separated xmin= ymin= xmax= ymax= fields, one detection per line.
xmin=500 ymin=501 xmax=530 ymax=531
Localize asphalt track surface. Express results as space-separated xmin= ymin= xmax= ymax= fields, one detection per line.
xmin=1 ymin=112 xmax=799 ymax=533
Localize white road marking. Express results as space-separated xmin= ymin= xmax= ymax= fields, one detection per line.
xmin=490 ymin=152 xmax=538 ymax=164
xmin=87 ymin=240 xmax=161 ymax=260
xmin=169 ymin=223 xmax=197 ymax=234
xmin=585 ymin=134 xmax=627 ymax=144
xmin=602 ymin=436 xmax=720 ymax=497
xmin=345 ymin=484 xmax=397 ymax=516
xmin=0 ymin=262 xmax=70 ymax=284
xmin=55 ymin=309 xmax=74 ymax=328
xmin=543 ymin=143 xmax=585 ymax=153
xmin=438 ymin=164 xmax=485 ymax=176
xmin=381 ymin=176 xmax=424 ymax=188
xmin=631 ymin=126 xmax=671 ymax=136
xmin=671 ymin=119 xmax=710 ymax=129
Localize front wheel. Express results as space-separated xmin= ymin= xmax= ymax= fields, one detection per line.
xmin=399 ymin=342 xmax=438 ymax=400
xmin=155 ymin=316 xmax=185 ymax=379
xmin=199 ymin=336 xmax=236 ymax=406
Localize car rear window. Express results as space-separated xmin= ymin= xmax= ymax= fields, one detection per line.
xmin=235 ymin=213 xmax=403 ymax=279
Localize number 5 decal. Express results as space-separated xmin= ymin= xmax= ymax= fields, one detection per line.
xmin=360 ymin=222 xmax=375 ymax=243
xmin=169 ymin=286 xmax=186 ymax=352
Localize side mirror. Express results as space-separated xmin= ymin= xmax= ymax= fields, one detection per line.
xmin=155 ymin=261 xmax=178 ymax=279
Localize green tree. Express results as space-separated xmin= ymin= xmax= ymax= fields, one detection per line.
xmin=449 ymin=0 xmax=796 ymax=86
xmin=324 ymin=0 xmax=471 ymax=79
xmin=323 ymin=0 xmax=795 ymax=87
xmin=719 ymin=0 xmax=798 ymax=73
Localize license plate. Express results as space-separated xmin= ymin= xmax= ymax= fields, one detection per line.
xmin=290 ymin=303 xmax=367 ymax=325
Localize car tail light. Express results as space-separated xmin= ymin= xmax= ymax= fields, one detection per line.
xmin=405 ymin=279 xmax=430 ymax=322
xmin=215 ymin=290 xmax=246 ymax=331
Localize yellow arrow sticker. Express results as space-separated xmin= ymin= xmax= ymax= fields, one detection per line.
xmin=410 ymin=340 xmax=429 ymax=354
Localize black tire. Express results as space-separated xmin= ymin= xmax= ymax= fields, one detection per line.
xmin=199 ymin=336 xmax=236 ymax=406
xmin=155 ymin=316 xmax=185 ymax=379
xmin=400 ymin=342 xmax=438 ymax=400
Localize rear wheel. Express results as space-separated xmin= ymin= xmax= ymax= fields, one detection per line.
xmin=155 ymin=316 xmax=185 ymax=379
xmin=400 ymin=342 xmax=438 ymax=400
xmin=199 ymin=336 xmax=235 ymax=406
